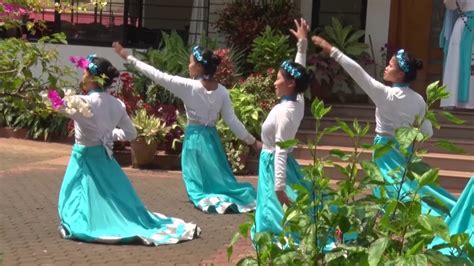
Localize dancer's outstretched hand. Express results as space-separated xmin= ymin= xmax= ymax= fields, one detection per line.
xmin=276 ymin=190 xmax=291 ymax=207
xmin=112 ymin=42 xmax=129 ymax=60
xmin=252 ymin=140 xmax=263 ymax=154
xmin=290 ymin=18 xmax=309 ymax=40
xmin=311 ymin=35 xmax=333 ymax=55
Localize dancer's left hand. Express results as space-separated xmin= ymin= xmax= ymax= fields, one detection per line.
xmin=252 ymin=140 xmax=263 ymax=153
xmin=290 ymin=18 xmax=310 ymax=40
xmin=112 ymin=42 xmax=129 ymax=60
xmin=276 ymin=190 xmax=291 ymax=207
xmin=311 ymin=35 xmax=333 ymax=55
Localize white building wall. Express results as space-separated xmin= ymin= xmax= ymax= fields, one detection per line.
xmin=364 ymin=0 xmax=391 ymax=77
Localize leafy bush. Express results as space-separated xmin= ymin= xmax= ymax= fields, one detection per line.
xmin=323 ymin=17 xmax=368 ymax=58
xmin=0 ymin=31 xmax=76 ymax=139
xmin=131 ymin=109 xmax=169 ymax=145
xmin=307 ymin=18 xmax=371 ymax=98
xmin=218 ymin=86 xmax=266 ymax=173
xmin=215 ymin=0 xmax=299 ymax=54
xmin=218 ymin=72 xmax=278 ymax=173
xmin=214 ymin=47 xmax=246 ymax=88
xmin=238 ymin=69 xmax=278 ymax=113
xmin=227 ymin=81 xmax=474 ymax=265
xmin=247 ymin=26 xmax=295 ymax=74
xmin=126 ymin=31 xmax=189 ymax=106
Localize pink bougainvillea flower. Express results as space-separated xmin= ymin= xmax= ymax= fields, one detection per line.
xmin=77 ymin=58 xmax=89 ymax=69
xmin=18 ymin=7 xmax=27 ymax=15
xmin=2 ymin=3 xmax=15 ymax=13
xmin=69 ymin=56 xmax=79 ymax=64
xmin=69 ymin=56 xmax=89 ymax=69
xmin=47 ymin=90 xmax=64 ymax=110
xmin=1 ymin=3 xmax=30 ymax=17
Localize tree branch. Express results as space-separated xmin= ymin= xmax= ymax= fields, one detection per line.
xmin=0 ymin=69 xmax=17 ymax=74
xmin=0 ymin=92 xmax=27 ymax=99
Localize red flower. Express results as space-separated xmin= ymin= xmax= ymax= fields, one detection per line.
xmin=335 ymin=228 xmax=343 ymax=244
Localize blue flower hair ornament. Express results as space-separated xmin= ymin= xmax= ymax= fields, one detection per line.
xmin=280 ymin=60 xmax=303 ymax=79
xmin=86 ymin=54 xmax=99 ymax=75
xmin=192 ymin=46 xmax=207 ymax=65
xmin=396 ymin=49 xmax=410 ymax=73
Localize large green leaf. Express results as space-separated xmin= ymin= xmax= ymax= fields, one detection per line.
xmin=440 ymin=111 xmax=465 ymax=125
xmin=368 ymin=237 xmax=389 ymax=266
xmin=434 ymin=140 xmax=466 ymax=154
xmin=416 ymin=168 xmax=439 ymax=188
xmin=276 ymin=139 xmax=299 ymax=150
xmin=337 ymin=120 xmax=355 ymax=138
xmin=395 ymin=127 xmax=419 ymax=149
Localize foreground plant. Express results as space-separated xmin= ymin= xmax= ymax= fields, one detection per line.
xmin=227 ymin=81 xmax=473 ymax=265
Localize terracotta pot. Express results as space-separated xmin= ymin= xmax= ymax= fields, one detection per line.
xmin=130 ymin=138 xmax=158 ymax=168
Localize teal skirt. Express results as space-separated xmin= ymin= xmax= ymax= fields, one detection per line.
xmin=181 ymin=125 xmax=256 ymax=213
xmin=251 ymin=151 xmax=338 ymax=251
xmin=252 ymin=150 xmax=307 ymax=237
xmin=373 ymin=135 xmax=473 ymax=253
xmin=58 ymin=144 xmax=200 ymax=245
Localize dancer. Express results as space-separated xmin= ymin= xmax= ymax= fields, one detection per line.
xmin=311 ymin=35 xmax=473 ymax=249
xmin=441 ymin=0 xmax=474 ymax=109
xmin=440 ymin=1 xmax=459 ymax=66
xmin=113 ymin=42 xmax=259 ymax=214
xmin=252 ymin=18 xmax=313 ymax=238
xmin=54 ymin=55 xmax=200 ymax=245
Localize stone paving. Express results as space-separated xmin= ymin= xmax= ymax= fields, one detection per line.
xmin=0 ymin=139 xmax=255 ymax=265
xmin=0 ymin=138 xmax=466 ymax=266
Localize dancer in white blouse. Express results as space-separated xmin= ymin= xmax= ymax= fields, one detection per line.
xmin=113 ymin=42 xmax=260 ymax=214
xmin=253 ymin=18 xmax=313 ymax=238
xmin=441 ymin=0 xmax=474 ymax=109
xmin=56 ymin=55 xmax=200 ymax=245
xmin=312 ymin=35 xmax=473 ymax=254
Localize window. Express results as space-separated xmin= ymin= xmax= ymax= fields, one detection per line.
xmin=312 ymin=0 xmax=368 ymax=30
xmin=29 ymin=0 xmax=209 ymax=48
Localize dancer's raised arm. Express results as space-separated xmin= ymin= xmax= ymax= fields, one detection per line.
xmin=290 ymin=18 xmax=309 ymax=67
xmin=311 ymin=36 xmax=389 ymax=106
xmin=113 ymin=42 xmax=195 ymax=103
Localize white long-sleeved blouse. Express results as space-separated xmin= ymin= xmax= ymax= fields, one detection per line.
xmin=260 ymin=38 xmax=307 ymax=191
xmin=126 ymin=56 xmax=256 ymax=145
xmin=330 ymin=47 xmax=433 ymax=138
xmin=69 ymin=92 xmax=137 ymax=156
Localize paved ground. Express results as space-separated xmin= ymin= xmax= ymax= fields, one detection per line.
xmin=0 ymin=138 xmax=255 ymax=265
xmin=0 ymin=138 xmax=467 ymax=266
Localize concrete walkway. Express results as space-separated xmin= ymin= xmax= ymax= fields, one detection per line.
xmin=0 ymin=139 xmax=254 ymax=265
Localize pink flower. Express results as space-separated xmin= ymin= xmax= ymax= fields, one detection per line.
xmin=2 ymin=3 xmax=15 ymax=13
xmin=18 ymin=8 xmax=27 ymax=15
xmin=47 ymin=90 xmax=64 ymax=110
xmin=69 ymin=56 xmax=89 ymax=69
xmin=77 ymin=58 xmax=89 ymax=69
xmin=69 ymin=56 xmax=79 ymax=64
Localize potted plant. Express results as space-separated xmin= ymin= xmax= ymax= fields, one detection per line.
xmin=218 ymin=82 xmax=272 ymax=174
xmin=307 ymin=17 xmax=370 ymax=103
xmin=167 ymin=113 xmax=187 ymax=155
xmin=130 ymin=109 xmax=169 ymax=168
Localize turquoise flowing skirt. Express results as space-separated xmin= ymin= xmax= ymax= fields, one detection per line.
xmin=181 ymin=125 xmax=256 ymax=213
xmin=252 ymin=150 xmax=307 ymax=237
xmin=251 ymin=151 xmax=339 ymax=251
xmin=58 ymin=144 xmax=200 ymax=245
xmin=373 ymin=135 xmax=473 ymax=253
